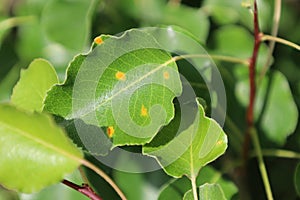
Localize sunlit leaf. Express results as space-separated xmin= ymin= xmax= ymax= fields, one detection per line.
xmin=0 ymin=104 xmax=83 ymax=193
xmin=11 ymin=59 xmax=58 ymax=112
xmin=143 ymin=102 xmax=227 ymax=178
xmin=44 ymin=29 xmax=182 ymax=146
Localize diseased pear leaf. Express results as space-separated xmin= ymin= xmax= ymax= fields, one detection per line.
xmin=44 ymin=29 xmax=182 ymax=147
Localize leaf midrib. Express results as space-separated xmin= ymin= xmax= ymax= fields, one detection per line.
xmin=70 ymin=55 xmax=176 ymax=119
xmin=0 ymin=121 xmax=82 ymax=164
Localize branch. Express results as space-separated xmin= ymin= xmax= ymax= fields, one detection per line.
xmin=251 ymin=149 xmax=300 ymax=159
xmin=62 ymin=179 xmax=102 ymax=200
xmin=243 ymin=1 xmax=262 ymax=161
xmin=261 ymin=35 xmax=300 ymax=51
xmin=243 ymin=2 xmax=274 ymax=200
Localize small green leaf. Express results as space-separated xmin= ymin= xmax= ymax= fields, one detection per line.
xmin=183 ymin=183 xmax=226 ymax=200
xmin=0 ymin=104 xmax=83 ymax=193
xmin=143 ymin=102 xmax=228 ymax=178
xmin=158 ymin=166 xmax=238 ymax=200
xmin=44 ymin=29 xmax=182 ymax=146
xmin=11 ymin=59 xmax=58 ymax=112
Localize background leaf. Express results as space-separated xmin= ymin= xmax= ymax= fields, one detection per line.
xmin=183 ymin=183 xmax=226 ymax=200
xmin=144 ymin=102 xmax=228 ymax=178
xmin=44 ymin=29 xmax=182 ymax=146
xmin=11 ymin=58 xmax=58 ymax=112
xmin=260 ymin=71 xmax=298 ymax=145
xmin=0 ymin=104 xmax=83 ymax=193
xmin=235 ymin=70 xmax=298 ymax=145
xmin=41 ymin=0 xmax=97 ymax=52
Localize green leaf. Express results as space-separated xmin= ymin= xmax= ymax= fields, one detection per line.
xmin=294 ymin=163 xmax=300 ymax=197
xmin=41 ymin=0 xmax=97 ymax=51
xmin=11 ymin=58 xmax=58 ymax=112
xmin=235 ymin=70 xmax=298 ymax=145
xmin=260 ymin=71 xmax=298 ymax=145
xmin=158 ymin=166 xmax=238 ymax=200
xmin=0 ymin=104 xmax=83 ymax=193
xmin=183 ymin=183 xmax=226 ymax=200
xmin=143 ymin=102 xmax=228 ymax=178
xmin=44 ymin=29 xmax=182 ymax=146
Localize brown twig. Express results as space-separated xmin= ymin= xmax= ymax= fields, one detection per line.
xmin=62 ymin=179 xmax=102 ymax=200
xmin=243 ymin=1 xmax=262 ymax=161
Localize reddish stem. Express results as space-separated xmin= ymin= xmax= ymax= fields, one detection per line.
xmin=62 ymin=179 xmax=102 ymax=200
xmin=243 ymin=1 xmax=262 ymax=161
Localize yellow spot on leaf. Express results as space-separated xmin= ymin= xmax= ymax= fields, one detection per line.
xmin=217 ymin=140 xmax=223 ymax=145
xmin=115 ymin=71 xmax=126 ymax=81
xmin=94 ymin=36 xmax=103 ymax=45
xmin=141 ymin=105 xmax=148 ymax=117
xmin=107 ymin=126 xmax=115 ymax=138
xmin=163 ymin=71 xmax=169 ymax=80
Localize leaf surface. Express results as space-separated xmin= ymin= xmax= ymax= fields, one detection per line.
xmin=11 ymin=59 xmax=58 ymax=112
xmin=143 ymin=102 xmax=227 ymax=178
xmin=0 ymin=104 xmax=83 ymax=193
xmin=44 ymin=29 xmax=182 ymax=146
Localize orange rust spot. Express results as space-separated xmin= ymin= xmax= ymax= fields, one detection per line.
xmin=163 ymin=71 xmax=169 ymax=80
xmin=115 ymin=71 xmax=126 ymax=81
xmin=107 ymin=126 xmax=115 ymax=138
xmin=141 ymin=105 xmax=148 ymax=117
xmin=94 ymin=36 xmax=103 ymax=45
